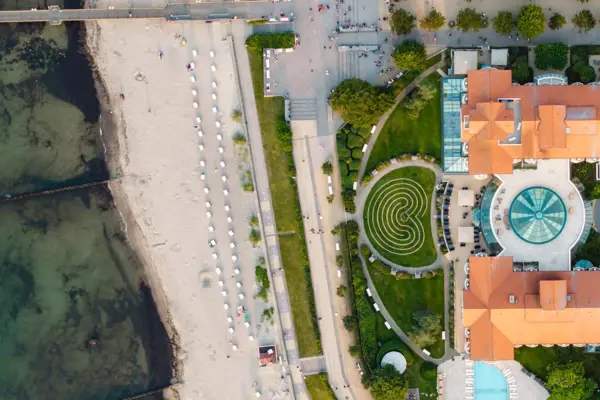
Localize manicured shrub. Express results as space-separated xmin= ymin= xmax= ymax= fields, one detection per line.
xmin=534 ymin=43 xmax=569 ymax=70
xmin=347 ymin=133 xmax=365 ymax=149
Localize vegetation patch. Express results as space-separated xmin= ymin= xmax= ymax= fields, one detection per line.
xmin=534 ymin=42 xmax=569 ymax=70
xmin=365 ymin=73 xmax=441 ymax=174
xmin=305 ymin=373 xmax=336 ymax=400
xmin=515 ymin=346 xmax=600 ymax=398
xmin=363 ymin=167 xmax=437 ymax=267
xmin=246 ymin=35 xmax=321 ymax=356
xmin=365 ymin=249 xmax=444 ymax=357
xmin=330 ymin=79 xmax=394 ymax=128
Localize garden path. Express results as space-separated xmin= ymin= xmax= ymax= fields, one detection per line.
xmin=357 ymin=59 xmax=445 ymax=182
xmin=356 ymin=160 xmax=458 ymax=364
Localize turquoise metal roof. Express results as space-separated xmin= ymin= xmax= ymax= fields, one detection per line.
xmin=509 ymin=187 xmax=566 ymax=244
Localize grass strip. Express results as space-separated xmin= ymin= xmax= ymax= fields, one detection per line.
xmin=246 ymin=37 xmax=321 ymax=357
xmin=366 ymin=73 xmax=442 ymax=173
xmin=305 ymin=373 xmax=336 ymax=400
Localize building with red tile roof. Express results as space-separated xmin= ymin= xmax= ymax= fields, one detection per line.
xmin=460 ymin=69 xmax=600 ymax=175
xmin=463 ymin=256 xmax=600 ymax=361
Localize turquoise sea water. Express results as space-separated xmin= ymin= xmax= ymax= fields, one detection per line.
xmin=0 ymin=19 xmax=173 ymax=400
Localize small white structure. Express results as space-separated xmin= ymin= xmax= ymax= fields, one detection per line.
xmin=239 ymin=293 xmax=245 ymax=300
xmin=211 ymin=65 xmax=217 ymax=72
xmin=215 ymin=121 xmax=221 ymax=128
xmin=190 ymin=76 xmax=196 ymax=82
xmin=224 ymin=205 xmax=230 ymax=211
xmin=217 ymin=134 xmax=223 ymax=141
xmin=232 ymin=255 xmax=238 ymax=261
xmin=212 ymin=253 xmax=218 ymax=260
xmin=197 ymin=130 xmax=204 ymax=138
xmin=220 ymin=161 xmax=226 ymax=168
xmin=230 ymin=242 xmax=236 ymax=249
xmin=212 ymin=81 xmax=217 ymax=89
xmin=228 ymin=327 xmax=234 ymax=333
xmin=200 ymin=160 xmax=206 ymax=167
xmin=212 ymin=93 xmax=217 ymax=101
xmin=236 ymin=282 xmax=242 ymax=288
xmin=222 ymin=176 xmax=228 ymax=182
xmin=208 ymin=225 xmax=215 ymax=232
xmin=381 ymin=351 xmax=407 ymax=374
xmin=373 ymin=303 xmax=380 ymax=312
xmin=192 ymin=49 xmax=198 ymax=58
xmin=218 ymin=147 xmax=224 ymax=153
xmin=209 ymin=50 xmax=215 ymax=58
xmin=203 ymin=187 xmax=209 ymax=194
xmin=458 ymin=189 xmax=474 ymax=206
xmin=228 ymin=230 xmax=234 ymax=237
xmin=234 ymin=268 xmax=241 ymax=275
xmin=215 ymin=267 xmax=222 ymax=275
xmin=212 ymin=106 xmax=218 ymax=114
xmin=198 ymin=144 xmax=204 ymax=151
xmin=452 ymin=50 xmax=478 ymax=75
xmin=192 ymin=89 xmax=197 ymax=96
xmin=384 ymin=321 xmax=391 ymax=329
xmin=224 ymin=303 xmax=229 ymax=310
xmin=366 ymin=288 xmax=372 ymax=297
xmin=221 ymin=290 xmax=227 ymax=297
xmin=200 ymin=173 xmax=206 ymax=181
xmin=458 ymin=226 xmax=475 ymax=244
xmin=205 ymin=201 xmax=211 ymax=208
xmin=224 ymin=189 xmax=229 ymax=196
xmin=491 ymin=48 xmax=509 ymax=66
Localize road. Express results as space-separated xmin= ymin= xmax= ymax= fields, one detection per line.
xmin=0 ymin=3 xmax=293 ymax=23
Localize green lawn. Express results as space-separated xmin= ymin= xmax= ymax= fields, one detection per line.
xmin=390 ymin=53 xmax=442 ymax=96
xmin=369 ymin=263 xmax=445 ymax=358
xmin=248 ymin=50 xmax=321 ymax=357
xmin=515 ymin=346 xmax=600 ymax=395
xmin=366 ymin=73 xmax=442 ymax=173
xmin=374 ymin=336 xmax=437 ymax=395
xmin=363 ymin=167 xmax=437 ymax=267
xmin=305 ymin=373 xmax=336 ymax=400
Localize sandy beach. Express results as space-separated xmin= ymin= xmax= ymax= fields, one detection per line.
xmin=86 ymin=18 xmax=291 ymax=400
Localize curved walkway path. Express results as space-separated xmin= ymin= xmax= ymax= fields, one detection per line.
xmin=357 ymin=57 xmax=445 ymax=182
xmin=356 ymin=161 xmax=457 ymax=364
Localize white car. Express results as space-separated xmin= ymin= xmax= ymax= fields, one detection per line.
xmin=209 ymin=50 xmax=215 ymax=58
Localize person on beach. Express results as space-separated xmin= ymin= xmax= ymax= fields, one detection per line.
xmin=119 ymin=93 xmax=125 ymax=100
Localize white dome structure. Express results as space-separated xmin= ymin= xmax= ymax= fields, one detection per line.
xmin=381 ymin=351 xmax=407 ymax=374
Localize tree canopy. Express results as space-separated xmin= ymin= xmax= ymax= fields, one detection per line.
xmin=330 ymin=79 xmax=394 ymax=128
xmin=549 ymin=13 xmax=566 ymax=31
xmin=419 ymin=8 xmax=445 ymax=31
xmin=493 ymin=11 xmax=514 ymax=35
xmin=392 ymin=40 xmax=426 ymax=71
xmin=408 ymin=312 xmax=442 ymax=348
xmin=391 ymin=9 xmax=416 ymax=35
xmin=404 ymin=83 xmax=437 ymax=120
xmin=456 ymin=8 xmax=485 ymax=32
xmin=517 ymin=5 xmax=545 ymax=39
xmin=245 ymin=33 xmax=296 ymax=52
xmin=511 ymin=61 xmax=532 ymax=84
xmin=534 ymin=42 xmax=569 ymax=70
xmin=573 ymin=61 xmax=597 ymax=83
xmin=546 ymin=362 xmax=597 ymax=400
xmin=572 ymin=10 xmax=596 ymax=32
xmin=370 ymin=365 xmax=408 ymax=400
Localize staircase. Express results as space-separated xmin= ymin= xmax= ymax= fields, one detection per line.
xmin=289 ymin=98 xmax=317 ymax=121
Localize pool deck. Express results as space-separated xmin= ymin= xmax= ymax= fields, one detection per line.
xmin=438 ymin=358 xmax=549 ymax=400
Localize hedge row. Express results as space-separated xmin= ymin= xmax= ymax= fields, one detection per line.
xmin=246 ymin=33 xmax=296 ymax=52
xmin=340 ymin=221 xmax=379 ymax=370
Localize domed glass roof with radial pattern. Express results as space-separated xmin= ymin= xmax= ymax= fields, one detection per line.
xmin=508 ymin=187 xmax=567 ymax=244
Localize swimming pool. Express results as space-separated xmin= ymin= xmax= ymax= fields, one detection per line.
xmin=474 ymin=362 xmax=509 ymax=400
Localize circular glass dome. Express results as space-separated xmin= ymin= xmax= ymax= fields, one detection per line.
xmin=508 ymin=187 xmax=567 ymax=244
